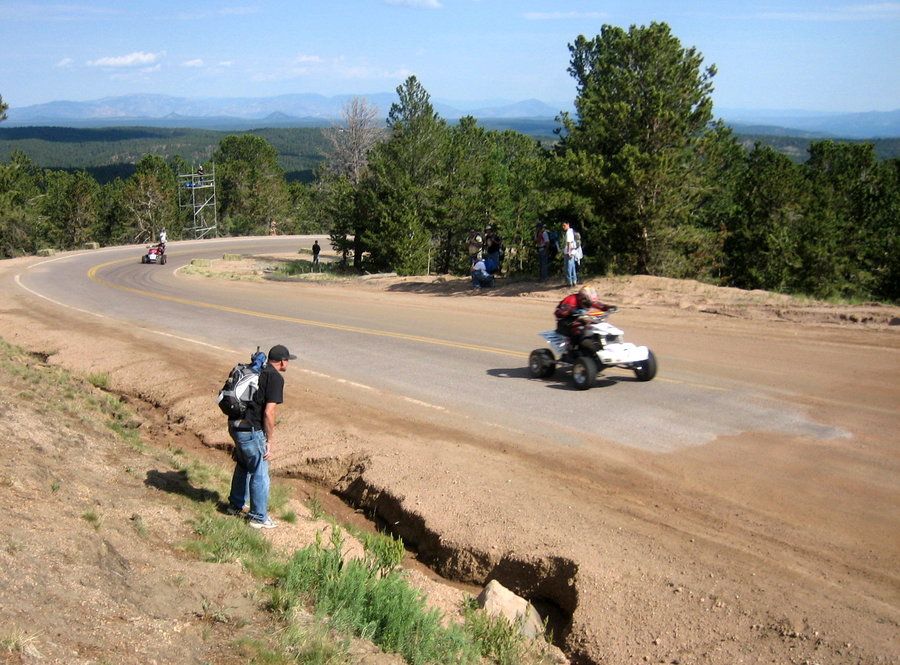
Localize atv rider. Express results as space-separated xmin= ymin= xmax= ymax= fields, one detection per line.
xmin=555 ymin=286 xmax=612 ymax=350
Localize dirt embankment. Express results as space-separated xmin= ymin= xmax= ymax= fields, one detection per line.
xmin=186 ymin=252 xmax=900 ymax=327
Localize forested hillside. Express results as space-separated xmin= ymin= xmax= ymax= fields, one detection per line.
xmin=0 ymin=126 xmax=329 ymax=183
xmin=2 ymin=124 xmax=898 ymax=184
xmin=1 ymin=22 xmax=897 ymax=302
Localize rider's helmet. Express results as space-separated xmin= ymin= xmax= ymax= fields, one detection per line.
xmin=577 ymin=286 xmax=598 ymax=307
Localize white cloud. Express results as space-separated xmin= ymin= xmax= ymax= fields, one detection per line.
xmin=524 ymin=11 xmax=606 ymax=21
xmin=385 ymin=0 xmax=442 ymax=8
xmin=87 ymin=51 xmax=163 ymax=68
xmin=182 ymin=59 xmax=205 ymax=68
xmin=218 ymin=61 xmax=234 ymax=67
xmin=55 ymin=57 xmax=74 ymax=68
xmin=294 ymin=54 xmax=323 ymax=64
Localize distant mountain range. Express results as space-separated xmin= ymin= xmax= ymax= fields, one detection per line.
xmin=6 ymin=94 xmax=899 ymax=139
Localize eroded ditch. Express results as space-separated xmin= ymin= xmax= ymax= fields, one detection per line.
xmin=23 ymin=344 xmax=581 ymax=660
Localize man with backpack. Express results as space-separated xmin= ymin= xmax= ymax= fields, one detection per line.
xmin=226 ymin=343 xmax=296 ymax=529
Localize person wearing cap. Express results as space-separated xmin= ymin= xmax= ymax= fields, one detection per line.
xmin=226 ymin=344 xmax=296 ymax=529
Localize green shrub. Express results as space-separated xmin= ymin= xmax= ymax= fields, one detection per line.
xmin=275 ymin=528 xmax=480 ymax=664
xmin=87 ymin=371 xmax=109 ymax=389
xmin=361 ymin=530 xmax=406 ymax=575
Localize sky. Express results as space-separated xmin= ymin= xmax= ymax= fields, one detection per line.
xmin=1 ymin=1 xmax=899 ymax=113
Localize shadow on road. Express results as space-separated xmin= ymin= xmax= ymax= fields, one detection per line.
xmin=487 ymin=366 xmax=621 ymax=390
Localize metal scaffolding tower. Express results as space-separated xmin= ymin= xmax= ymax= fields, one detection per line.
xmin=178 ymin=165 xmax=217 ymax=239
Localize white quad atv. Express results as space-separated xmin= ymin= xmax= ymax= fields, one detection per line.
xmin=528 ymin=307 xmax=657 ymax=390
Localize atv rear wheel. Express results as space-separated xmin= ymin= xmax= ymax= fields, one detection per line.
xmin=633 ymin=350 xmax=657 ymax=381
xmin=528 ymin=349 xmax=556 ymax=379
xmin=160 ymin=254 xmax=167 ymax=265
xmin=572 ymin=356 xmax=597 ymax=390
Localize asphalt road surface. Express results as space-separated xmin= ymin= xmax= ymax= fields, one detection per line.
xmin=16 ymin=237 xmax=848 ymax=453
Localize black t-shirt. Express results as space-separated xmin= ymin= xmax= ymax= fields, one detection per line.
xmin=244 ymin=364 xmax=284 ymax=430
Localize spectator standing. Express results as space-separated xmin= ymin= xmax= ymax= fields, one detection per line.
xmin=466 ymin=229 xmax=483 ymax=263
xmin=535 ymin=222 xmax=550 ymax=281
xmin=226 ymin=344 xmax=296 ymax=529
xmin=562 ymin=221 xmax=577 ymax=287
xmin=484 ymin=226 xmax=503 ymax=274
xmin=312 ymin=240 xmax=321 ymax=267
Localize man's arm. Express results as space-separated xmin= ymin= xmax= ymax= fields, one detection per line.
xmin=263 ymin=402 xmax=277 ymax=459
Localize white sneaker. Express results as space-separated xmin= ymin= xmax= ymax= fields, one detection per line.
xmin=249 ymin=517 xmax=277 ymax=529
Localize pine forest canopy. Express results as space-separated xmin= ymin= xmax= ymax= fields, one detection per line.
xmin=0 ymin=22 xmax=897 ymax=302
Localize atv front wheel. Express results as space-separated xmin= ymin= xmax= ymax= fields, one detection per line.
xmin=633 ymin=350 xmax=657 ymax=382
xmin=160 ymin=254 xmax=167 ymax=265
xmin=572 ymin=356 xmax=597 ymax=390
xmin=528 ymin=349 xmax=556 ymax=379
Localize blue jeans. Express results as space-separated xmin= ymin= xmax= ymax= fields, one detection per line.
xmin=228 ymin=428 xmax=270 ymax=522
xmin=565 ymin=256 xmax=577 ymax=286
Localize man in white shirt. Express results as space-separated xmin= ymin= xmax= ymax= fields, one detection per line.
xmin=562 ymin=221 xmax=577 ymax=287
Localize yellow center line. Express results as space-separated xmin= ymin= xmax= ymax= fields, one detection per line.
xmin=87 ymin=256 xmax=524 ymax=359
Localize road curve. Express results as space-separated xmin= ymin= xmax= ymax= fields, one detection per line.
xmin=15 ymin=237 xmax=845 ymax=454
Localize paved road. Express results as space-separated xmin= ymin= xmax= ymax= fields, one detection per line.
xmin=16 ymin=236 xmax=846 ymax=453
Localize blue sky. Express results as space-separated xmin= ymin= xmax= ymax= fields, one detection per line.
xmin=1 ymin=1 xmax=898 ymax=112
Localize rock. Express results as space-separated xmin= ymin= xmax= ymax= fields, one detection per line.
xmin=37 ymin=248 xmax=57 ymax=257
xmin=476 ymin=579 xmax=545 ymax=639
xmin=191 ymin=259 xmax=212 ymax=267
xmin=83 ymin=242 xmax=100 ymax=250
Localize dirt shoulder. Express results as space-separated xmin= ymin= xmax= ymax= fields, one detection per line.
xmin=183 ymin=251 xmax=900 ymax=328
xmin=0 ymin=338 xmax=417 ymax=665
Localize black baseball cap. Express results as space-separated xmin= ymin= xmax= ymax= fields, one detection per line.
xmin=268 ymin=344 xmax=297 ymax=361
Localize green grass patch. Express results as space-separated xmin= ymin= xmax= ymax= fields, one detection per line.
xmin=87 ymin=371 xmax=109 ymax=389
xmin=81 ymin=509 xmax=102 ymax=530
xmin=268 ymin=482 xmax=292 ymax=514
xmin=183 ymin=505 xmax=280 ymax=578
xmin=307 ymin=494 xmax=326 ymax=521
xmin=273 ymin=527 xmax=481 ymax=664
xmin=360 ymin=530 xmax=406 ymax=576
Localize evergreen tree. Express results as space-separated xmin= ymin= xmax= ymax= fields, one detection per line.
xmin=725 ymin=145 xmax=808 ymax=291
xmin=42 ymin=170 xmax=101 ymax=249
xmin=214 ymin=134 xmax=289 ymax=236
xmin=363 ymin=76 xmax=449 ymax=274
xmin=557 ymin=22 xmax=717 ymax=276
xmin=0 ymin=150 xmax=43 ymax=257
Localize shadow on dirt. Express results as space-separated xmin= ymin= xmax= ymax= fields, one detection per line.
xmin=144 ymin=469 xmax=220 ymax=504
